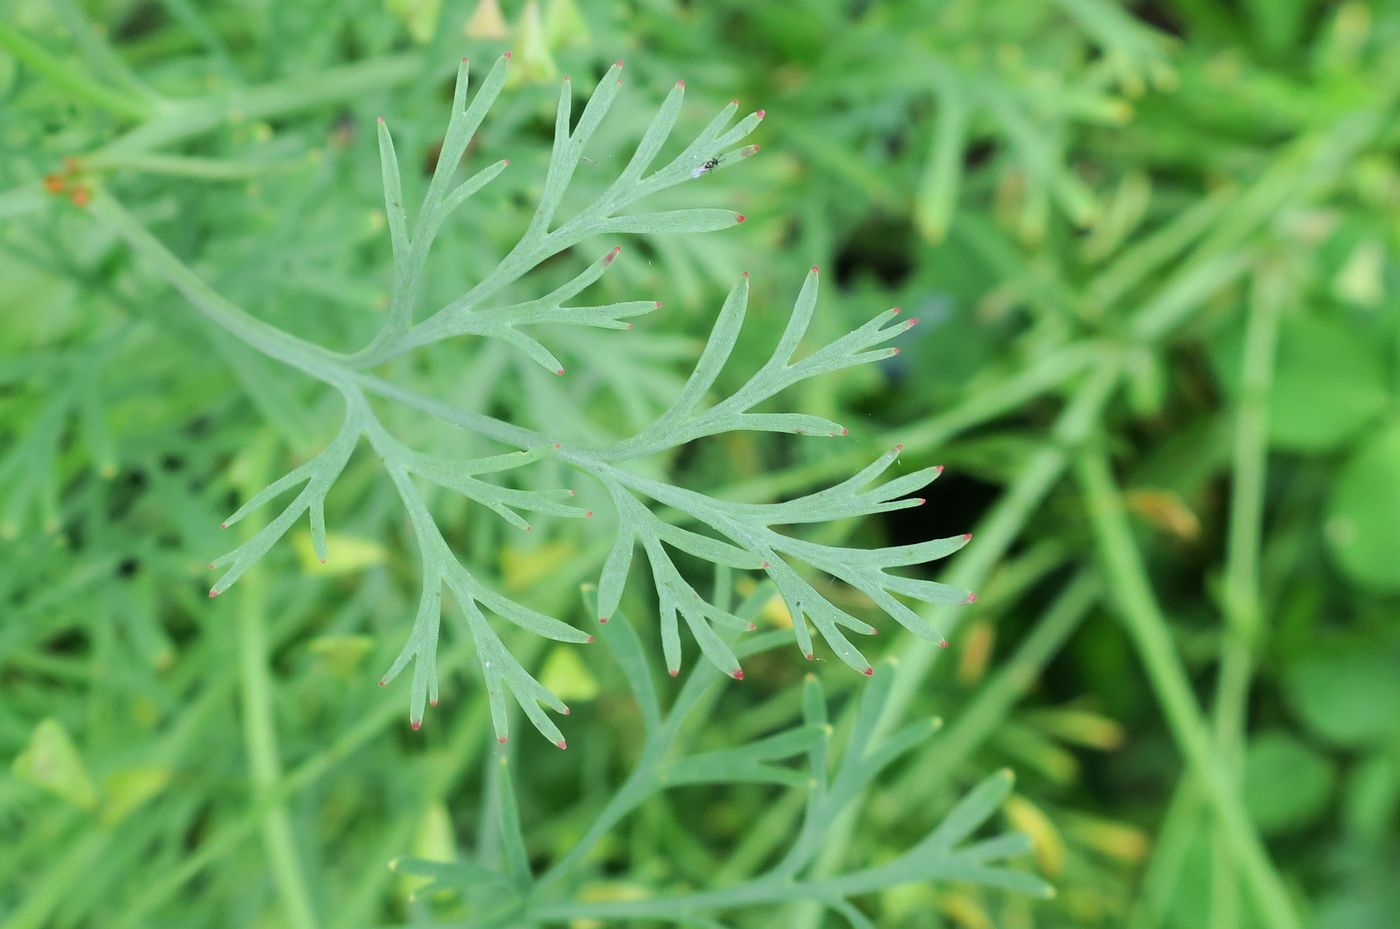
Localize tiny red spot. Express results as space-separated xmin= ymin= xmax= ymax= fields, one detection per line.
xmin=599 ymin=617 xmax=609 ymax=624
xmin=430 ymin=698 xmax=439 ymax=707
xmin=742 ymin=271 xmax=749 ymax=278
xmin=862 ymin=666 xmax=875 ymax=677
xmin=747 ymin=623 xmax=757 ymax=631
xmin=894 ymin=443 xmax=904 ymax=452
xmin=870 ymin=627 xmax=879 ymax=636
xmin=562 ymin=706 xmax=571 ymax=716
xmin=556 ymin=739 xmax=568 ymax=750
xmin=553 ymin=442 xmax=562 ymax=449
xmin=935 ymin=465 xmax=945 ymax=474
xmin=939 ymin=640 xmax=950 ymax=648
xmin=220 ymin=522 xmax=228 ymax=528
xmin=669 ymin=668 xmax=679 ymax=677
xmin=555 ymin=367 xmax=565 ymax=376
xmin=892 ymin=306 xmax=902 ymax=314
xmin=503 ymin=50 xmax=513 ymax=59
xmin=736 ymin=214 xmax=746 ymax=223
xmin=208 ymin=589 xmax=219 ymax=598
xmin=498 ymin=736 xmax=508 ymax=744
xmin=563 ymin=75 xmax=571 ymax=82
xmin=805 ymin=653 xmax=814 ymax=661
xmin=812 ymin=264 xmax=819 ymax=273
xmin=410 ymin=720 xmax=421 ymax=731
xmin=585 ymin=511 xmax=594 ymax=518
xmin=732 ymin=670 xmax=745 ymax=680
xmin=615 ymin=59 xmax=624 ymax=67
xmin=677 ymin=79 xmax=685 ymax=87
xmin=916 ymin=497 xmax=925 ymax=505
xmin=378 ymin=680 xmax=386 ymax=687
xmin=756 ymin=109 xmax=766 ymax=118
xmin=586 ymin=635 xmax=595 ymax=643
xmin=761 ymin=560 xmax=770 ymax=568
xmin=69 ymin=186 xmax=91 ymax=207
xmin=42 ymin=174 xmax=65 ymax=194
xmin=376 ymin=115 xmax=385 ymax=124
xmin=839 ymin=427 xmax=848 ymax=436
xmin=907 ymin=317 xmax=919 ymax=327
xmin=963 ymin=593 xmax=978 ymax=604
xmin=503 ymin=159 xmax=511 ymax=166
xmin=730 ymin=98 xmax=739 ymax=105
xmin=462 ymin=56 xmax=470 ymax=63
xmin=891 ymin=347 xmax=901 ymax=355
xmin=963 ymin=532 xmax=973 ymax=541
xmin=654 ymin=301 xmax=663 ymax=309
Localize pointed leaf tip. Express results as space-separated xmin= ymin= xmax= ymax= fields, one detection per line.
xmin=757 ymin=109 xmax=766 ymax=118
xmin=598 ymin=616 xmax=609 ymax=624
xmin=736 ymin=214 xmax=746 ymax=223
xmin=208 ymin=589 xmax=219 ymax=598
xmin=555 ymin=367 xmax=565 ymax=376
xmin=963 ymin=532 xmax=973 ymax=540
xmin=732 ymin=669 xmax=745 ymax=680
xmin=585 ymin=635 xmax=595 ymax=643
xmin=669 ymin=668 xmax=679 ymax=677
xmin=935 ymin=464 xmax=945 ymax=473
xmin=939 ymin=640 xmax=950 ymax=648
xmin=677 ymin=79 xmax=685 ymax=87
xmin=410 ymin=720 xmax=422 ymax=731
xmin=963 ymin=593 xmax=977 ymax=604
xmin=862 ymin=666 xmax=875 ymax=676
xmin=429 ymin=698 xmax=439 ymax=706
xmin=503 ymin=50 xmax=512 ymax=59
xmin=555 ymin=739 xmax=568 ymax=750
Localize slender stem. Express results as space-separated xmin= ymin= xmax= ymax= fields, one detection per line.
xmin=1208 ymin=264 xmax=1283 ymax=928
xmin=895 ymin=571 xmax=1099 ymax=793
xmin=234 ymin=448 xmax=320 ymax=929
xmin=1074 ymin=449 xmax=1300 ymax=929
xmin=0 ymin=21 xmax=152 ymax=121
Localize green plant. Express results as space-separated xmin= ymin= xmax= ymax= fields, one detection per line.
xmin=92 ymin=53 xmax=972 ymax=747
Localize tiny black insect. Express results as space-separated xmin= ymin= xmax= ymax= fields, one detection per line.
xmin=690 ymin=156 xmax=721 ymax=179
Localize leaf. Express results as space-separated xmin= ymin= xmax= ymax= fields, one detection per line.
xmin=1283 ymin=647 xmax=1400 ymax=747
xmin=1325 ymin=421 xmax=1400 ymax=592
xmin=1242 ymin=730 xmax=1336 ymax=835
xmin=12 ymin=718 xmax=99 ymax=811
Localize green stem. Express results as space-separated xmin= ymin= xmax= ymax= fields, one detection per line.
xmin=1208 ymin=264 xmax=1283 ymax=928
xmin=0 ymin=21 xmax=152 ymax=121
xmin=894 ymin=571 xmax=1099 ymax=794
xmin=1074 ymin=449 xmax=1299 ymax=929
xmin=235 ymin=448 xmax=319 ymax=929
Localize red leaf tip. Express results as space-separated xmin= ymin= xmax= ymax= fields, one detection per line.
xmin=892 ymin=306 xmax=902 ymax=314
xmin=503 ymin=50 xmax=513 ymax=59
xmin=862 ymin=666 xmax=875 ymax=677
xmin=429 ymin=698 xmax=439 ymax=706
xmin=498 ymin=736 xmax=508 ymax=744
xmin=208 ymin=589 xmax=219 ymax=598
xmin=669 ymin=668 xmax=679 ymax=677
xmin=556 ymin=739 xmax=568 ymax=750
xmin=502 ymin=159 xmax=511 ymax=166
xmin=410 ymin=720 xmax=422 ymax=731
xmin=677 ymin=79 xmax=685 ymax=87
xmin=804 ymin=653 xmax=815 ymax=661
xmin=585 ymin=635 xmax=595 ymax=643
xmin=894 ymin=443 xmax=904 ymax=452
xmin=555 ymin=367 xmax=565 ymax=376
xmin=376 ymin=115 xmax=385 ymax=124
xmin=562 ymin=706 xmax=572 ymax=716
xmin=742 ymin=271 xmax=749 ymax=278
xmin=963 ymin=532 xmax=973 ymax=541
xmin=747 ymin=623 xmax=757 ymax=631
xmin=963 ymin=593 xmax=978 ymax=604
xmin=839 ymin=427 xmax=849 ymax=436
xmin=220 ymin=522 xmax=228 ymax=528
xmin=378 ymin=680 xmax=386 ymax=687
xmin=732 ymin=670 xmax=745 ymax=680
xmin=736 ymin=214 xmax=747 ymax=223
xmin=935 ymin=464 xmax=945 ymax=474
xmin=553 ymin=442 xmax=562 ymax=449
xmin=891 ymin=347 xmax=902 ymax=355
xmin=615 ymin=59 xmax=624 ymax=67
xmin=756 ymin=108 xmax=766 ymax=118
xmin=907 ymin=317 xmax=920 ymax=327
xmin=585 ymin=510 xmax=594 ymax=518
xmin=598 ymin=616 xmax=609 ymax=624
xmin=654 ymin=301 xmax=663 ymax=309
xmin=761 ymin=560 xmax=770 ymax=568
xmin=916 ymin=497 xmax=926 ymax=505
xmin=812 ymin=264 xmax=820 ymax=273
xmin=939 ymin=640 xmax=950 ymax=648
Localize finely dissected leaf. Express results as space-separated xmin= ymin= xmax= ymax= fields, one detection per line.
xmin=97 ymin=45 xmax=969 ymax=743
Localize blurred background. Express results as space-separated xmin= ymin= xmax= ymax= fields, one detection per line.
xmin=2 ymin=0 xmax=1398 ymax=927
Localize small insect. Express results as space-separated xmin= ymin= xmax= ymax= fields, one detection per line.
xmin=690 ymin=156 xmax=721 ymax=179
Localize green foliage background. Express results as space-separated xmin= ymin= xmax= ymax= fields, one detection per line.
xmin=2 ymin=0 xmax=1399 ymax=927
